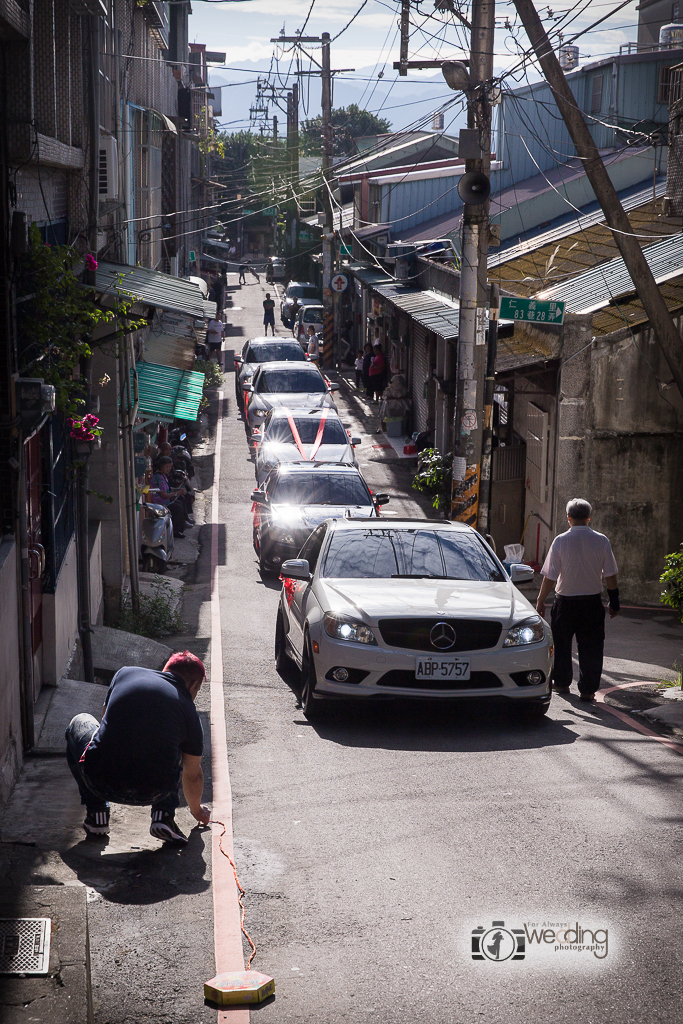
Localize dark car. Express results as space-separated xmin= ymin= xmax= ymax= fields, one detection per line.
xmin=234 ymin=336 xmax=306 ymax=409
xmin=250 ymin=462 xmax=389 ymax=574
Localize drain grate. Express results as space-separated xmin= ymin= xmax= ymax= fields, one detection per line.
xmin=0 ymin=919 xmax=51 ymax=974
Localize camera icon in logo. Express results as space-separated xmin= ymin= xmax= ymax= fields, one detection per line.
xmin=472 ymin=921 xmax=525 ymax=961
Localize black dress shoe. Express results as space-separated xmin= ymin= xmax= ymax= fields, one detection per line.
xmin=175 ymin=532 xmax=186 ymax=539
xmin=579 ymin=692 xmax=596 ymax=702
xmin=552 ymin=685 xmax=571 ymax=694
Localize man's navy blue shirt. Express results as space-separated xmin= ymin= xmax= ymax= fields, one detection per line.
xmin=82 ymin=667 xmax=203 ymax=802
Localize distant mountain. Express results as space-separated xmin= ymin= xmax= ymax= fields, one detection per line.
xmin=209 ymin=63 xmax=467 ymax=136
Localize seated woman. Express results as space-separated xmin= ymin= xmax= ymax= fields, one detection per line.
xmin=149 ymin=457 xmax=191 ymax=538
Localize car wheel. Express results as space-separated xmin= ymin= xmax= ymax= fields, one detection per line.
xmin=258 ymin=544 xmax=276 ymax=576
xmin=275 ymin=611 xmax=294 ymax=675
xmin=300 ymin=631 xmax=321 ymax=719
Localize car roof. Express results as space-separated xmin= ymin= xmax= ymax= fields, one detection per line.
xmin=327 ymin=517 xmax=475 ymax=532
xmin=256 ymin=361 xmax=323 ymax=371
xmin=267 ymin=405 xmax=342 ymax=418
xmin=248 ymin=337 xmax=300 ymax=347
xmin=274 ymin=461 xmax=363 ymax=475
xmin=287 ymin=281 xmax=315 ymax=288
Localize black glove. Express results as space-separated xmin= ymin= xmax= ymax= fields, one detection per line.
xmin=607 ymin=588 xmax=620 ymax=612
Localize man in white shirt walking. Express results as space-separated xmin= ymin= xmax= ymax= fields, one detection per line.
xmin=535 ymin=498 xmax=620 ymax=702
xmin=306 ymin=325 xmax=320 ymax=366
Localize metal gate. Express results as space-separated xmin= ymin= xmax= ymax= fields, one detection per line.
xmin=411 ymin=324 xmax=429 ymax=432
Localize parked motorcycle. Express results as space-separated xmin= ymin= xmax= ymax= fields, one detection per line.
xmin=140 ymin=503 xmax=174 ymax=574
xmin=170 ymin=444 xmax=194 ymax=477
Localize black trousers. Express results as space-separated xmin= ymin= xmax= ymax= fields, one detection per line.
xmin=550 ymin=594 xmax=605 ymax=693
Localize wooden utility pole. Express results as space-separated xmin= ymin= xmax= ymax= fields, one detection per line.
xmin=513 ymin=0 xmax=683 ymax=395
xmin=320 ymin=32 xmax=336 ymax=367
xmin=398 ymin=0 xmax=410 ymax=76
xmin=450 ymin=0 xmax=495 ymax=528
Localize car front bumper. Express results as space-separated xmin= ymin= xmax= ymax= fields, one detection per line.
xmin=308 ymin=631 xmax=552 ymax=701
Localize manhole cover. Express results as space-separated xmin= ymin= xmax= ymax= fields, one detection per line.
xmin=0 ymin=919 xmax=51 ymax=974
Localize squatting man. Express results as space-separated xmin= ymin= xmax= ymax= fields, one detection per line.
xmin=65 ymin=651 xmax=210 ymax=843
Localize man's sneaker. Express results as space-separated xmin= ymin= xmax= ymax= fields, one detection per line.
xmin=150 ymin=811 xmax=188 ymax=844
xmin=83 ymin=809 xmax=110 ymax=835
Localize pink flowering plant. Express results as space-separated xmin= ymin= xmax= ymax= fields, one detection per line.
xmin=68 ymin=413 xmax=102 ymax=442
xmin=16 ymin=225 xmax=143 ymax=433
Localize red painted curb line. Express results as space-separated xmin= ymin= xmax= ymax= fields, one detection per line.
xmin=595 ymin=681 xmax=683 ymax=757
xmin=210 ymin=392 xmax=250 ymax=1022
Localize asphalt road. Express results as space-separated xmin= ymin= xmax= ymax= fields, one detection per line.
xmin=218 ymin=278 xmax=683 ymax=1023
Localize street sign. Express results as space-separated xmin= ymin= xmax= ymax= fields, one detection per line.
xmin=189 ymin=250 xmax=196 ymax=262
xmin=499 ymin=296 xmax=565 ymax=324
xmin=330 ymin=273 xmax=349 ymax=293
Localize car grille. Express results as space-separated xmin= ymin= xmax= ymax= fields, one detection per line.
xmin=376 ymin=670 xmax=502 ymax=690
xmin=377 ymin=618 xmax=502 ymax=652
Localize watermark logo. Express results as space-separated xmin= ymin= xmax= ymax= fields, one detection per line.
xmin=471 ymin=920 xmax=609 ymax=961
xmin=472 ymin=922 xmax=525 ymax=961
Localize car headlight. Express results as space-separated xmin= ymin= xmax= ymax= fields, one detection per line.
xmin=503 ymin=615 xmax=545 ymax=646
xmin=273 ymin=531 xmax=296 ymax=545
xmin=323 ymin=612 xmax=377 ymax=645
xmin=252 ymin=408 xmax=267 ymax=418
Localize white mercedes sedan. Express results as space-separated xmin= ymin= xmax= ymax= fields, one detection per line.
xmin=275 ymin=518 xmax=552 ymax=719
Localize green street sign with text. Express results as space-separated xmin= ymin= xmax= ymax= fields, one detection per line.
xmin=499 ymin=296 xmax=565 ymax=324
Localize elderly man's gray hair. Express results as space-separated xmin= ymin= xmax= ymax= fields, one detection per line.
xmin=566 ymin=498 xmax=592 ymax=520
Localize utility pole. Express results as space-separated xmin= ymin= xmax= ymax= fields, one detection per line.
xmin=448 ymin=0 xmax=495 ymax=528
xmin=320 ymin=32 xmax=336 ymax=368
xmin=398 ymin=0 xmax=410 ymax=76
xmin=513 ymin=0 xmax=683 ymax=395
xmin=478 ymin=283 xmax=499 ymax=539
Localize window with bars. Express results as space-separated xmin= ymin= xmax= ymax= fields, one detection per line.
xmin=590 ymin=75 xmax=603 ymax=114
xmin=525 ymin=402 xmax=549 ymax=502
xmin=658 ymin=66 xmax=673 ymax=104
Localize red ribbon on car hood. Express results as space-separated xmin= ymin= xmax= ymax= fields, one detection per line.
xmin=283 ymin=407 xmax=329 ymax=461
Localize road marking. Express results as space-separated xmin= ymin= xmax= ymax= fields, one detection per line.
xmin=595 ymin=681 xmax=683 ymax=757
xmin=209 ymin=391 xmax=250 ymax=1023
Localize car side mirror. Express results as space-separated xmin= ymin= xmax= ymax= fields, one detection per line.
xmin=328 ymin=382 xmax=340 ymax=392
xmin=243 ymin=383 xmax=254 ymax=392
xmin=280 ymin=558 xmax=311 ymax=582
xmin=509 ymin=563 xmax=534 ymax=584
xmin=374 ymin=493 xmax=390 ymax=505
xmin=351 ymin=437 xmax=361 ymax=446
xmin=250 ymin=490 xmax=267 ymax=504
xmin=234 ymin=355 xmax=243 ymax=364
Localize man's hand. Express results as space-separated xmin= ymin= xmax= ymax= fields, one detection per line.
xmin=536 ymin=599 xmax=546 ymax=617
xmin=193 ymin=804 xmax=211 ymax=825
xmin=608 ymin=606 xmax=620 ymax=620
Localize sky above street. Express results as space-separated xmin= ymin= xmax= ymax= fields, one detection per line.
xmin=187 ymin=1 xmax=643 ymax=132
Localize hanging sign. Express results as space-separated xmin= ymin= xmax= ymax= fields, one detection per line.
xmin=330 ymin=273 xmax=349 ymax=293
xmin=499 ymin=296 xmax=565 ymax=324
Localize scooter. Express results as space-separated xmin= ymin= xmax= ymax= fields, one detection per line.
xmin=140 ymin=503 xmax=174 ymax=574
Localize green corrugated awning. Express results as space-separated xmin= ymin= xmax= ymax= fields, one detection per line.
xmin=134 ymin=362 xmax=205 ymax=423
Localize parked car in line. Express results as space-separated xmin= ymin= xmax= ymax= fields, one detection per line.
xmin=266 ymin=257 xmax=287 ymax=282
xmin=243 ymin=362 xmax=339 ymax=438
xmin=251 ymin=462 xmax=388 ymax=573
xmin=274 ymin=518 xmax=549 ymax=719
xmin=293 ymin=304 xmax=324 ymax=347
xmin=280 ymin=282 xmax=320 ymax=326
xmin=253 ymin=407 xmax=361 ymax=484
xmin=234 ymin=336 xmax=306 ymax=409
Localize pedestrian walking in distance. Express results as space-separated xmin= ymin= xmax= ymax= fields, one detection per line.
xmin=536 ymin=498 xmax=620 ymax=702
xmin=263 ymin=292 xmax=276 ymax=336
xmin=238 ymin=262 xmax=247 ymax=285
xmin=205 ymin=315 xmax=224 ymax=362
xmin=65 ymin=651 xmax=210 ymax=843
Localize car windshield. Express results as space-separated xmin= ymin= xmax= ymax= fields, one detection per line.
xmin=321 ymin=528 xmax=505 ymax=581
xmin=246 ymin=343 xmax=305 ymax=363
xmin=271 ymin=473 xmax=370 ymax=505
xmin=257 ymin=369 xmax=327 ymax=393
xmin=265 ymin=416 xmax=348 ymax=445
xmin=302 ymin=308 xmax=323 ymax=323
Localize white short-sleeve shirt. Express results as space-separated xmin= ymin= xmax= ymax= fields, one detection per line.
xmin=541 ymin=525 xmax=618 ymax=596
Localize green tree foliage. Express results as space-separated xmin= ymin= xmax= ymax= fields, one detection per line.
xmin=660 ymin=543 xmax=683 ymax=622
xmin=300 ymin=105 xmax=392 ymax=156
xmin=212 ymin=131 xmax=260 ymax=199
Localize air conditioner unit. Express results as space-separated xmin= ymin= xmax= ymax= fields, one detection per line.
xmin=99 ymin=135 xmax=119 ymax=202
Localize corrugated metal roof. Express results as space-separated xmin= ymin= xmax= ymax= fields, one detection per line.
xmin=489 ymin=195 xmax=682 ymax=299
xmin=348 ymin=264 xmax=393 ymax=286
xmin=374 ymin=282 xmax=460 ymax=340
xmin=202 ymin=299 xmax=217 ymax=319
xmin=96 ymin=262 xmax=206 ymax=318
xmin=489 ymin=180 xmax=667 ymax=269
xmin=537 ymin=231 xmax=683 ymax=313
xmin=134 ymin=362 xmax=205 ymax=423
xmin=142 ymin=312 xmax=201 ymax=371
